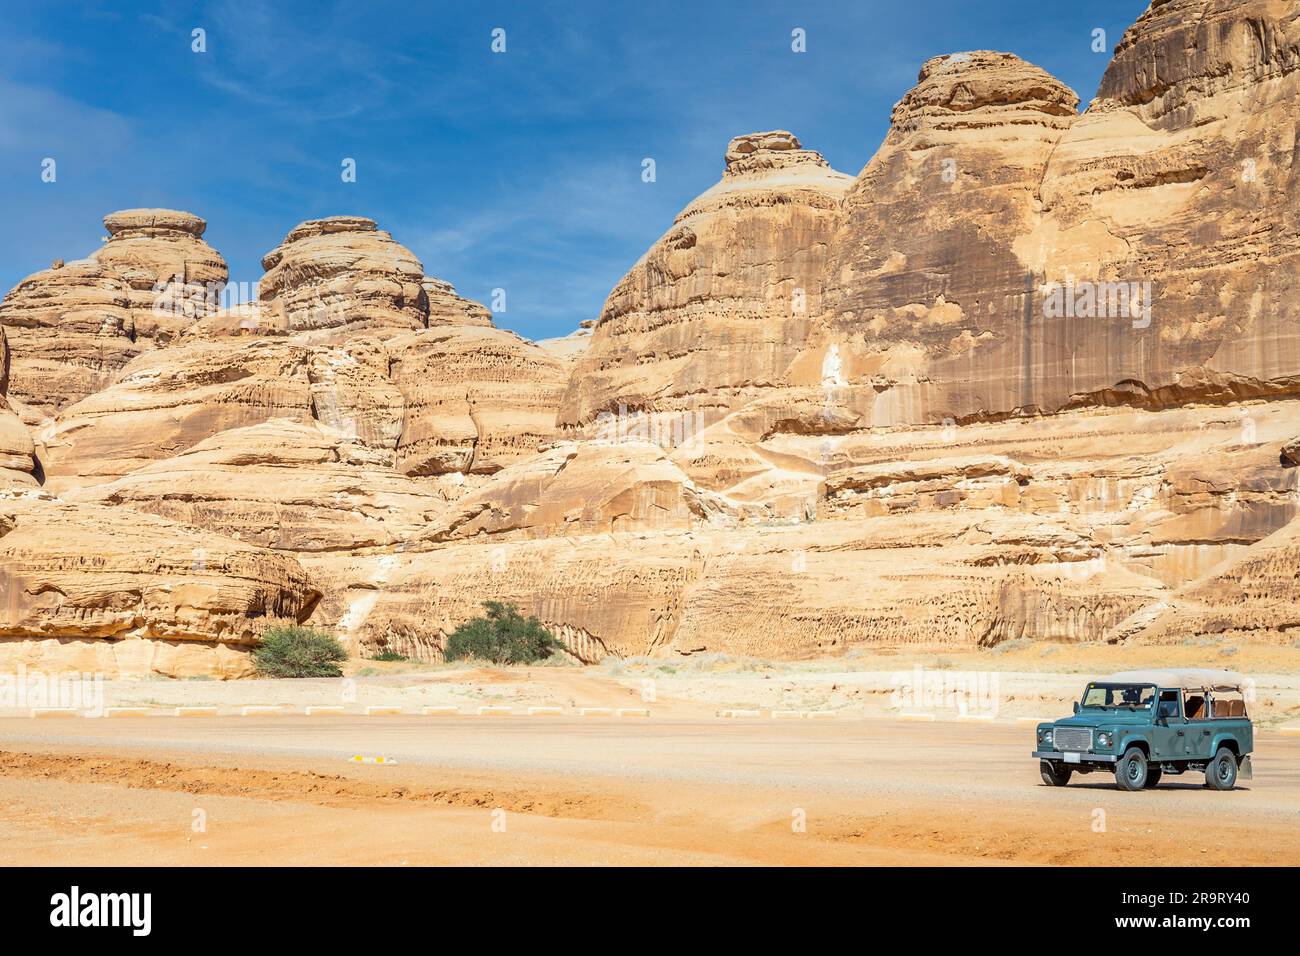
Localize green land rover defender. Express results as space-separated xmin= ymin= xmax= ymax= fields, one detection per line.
xmin=1032 ymin=669 xmax=1253 ymax=792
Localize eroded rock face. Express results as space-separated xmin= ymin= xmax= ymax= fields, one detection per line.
xmin=0 ymin=260 xmax=139 ymax=416
xmin=391 ymin=326 xmax=570 ymax=475
xmin=258 ymin=217 xmax=427 ymax=336
xmin=308 ymin=511 xmax=1161 ymax=663
xmin=41 ymin=338 xmax=319 ymax=489
xmin=0 ymin=207 xmax=229 ymax=414
xmin=0 ymin=495 xmax=319 ymax=678
xmin=43 ymin=321 xmax=571 ymax=489
xmin=536 ymin=322 xmax=593 ymax=362
xmin=1029 ymin=0 xmax=1300 ymax=410
xmin=307 ymin=394 xmax=1300 ymax=663
xmin=69 ymin=419 xmax=450 ymax=551
xmin=1126 ymin=515 xmax=1300 ymax=647
xmin=559 ymin=131 xmax=852 ymax=429
xmin=424 ymin=440 xmax=734 ymax=542
xmin=92 ymin=208 xmax=229 ymax=344
xmin=423 ymin=277 xmax=494 ymax=328
xmin=808 ymin=5 xmax=1300 ymax=428
xmin=0 ymin=408 xmax=36 ymax=487
xmin=0 ymin=330 xmax=36 ymax=486
xmin=817 ymin=51 xmax=1081 ymax=426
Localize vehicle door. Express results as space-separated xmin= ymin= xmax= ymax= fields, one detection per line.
xmin=1182 ymin=688 xmax=1214 ymax=759
xmin=1150 ymin=689 xmax=1184 ymax=760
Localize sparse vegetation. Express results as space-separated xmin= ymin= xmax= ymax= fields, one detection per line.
xmin=989 ymin=638 xmax=1035 ymax=656
xmin=443 ymin=601 xmax=565 ymax=665
xmin=368 ymin=651 xmax=410 ymax=662
xmin=254 ymin=625 xmax=348 ymax=678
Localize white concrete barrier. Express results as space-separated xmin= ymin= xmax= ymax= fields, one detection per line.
xmin=578 ymin=707 xmax=613 ymax=717
xmin=1278 ymin=725 xmax=1300 ymax=736
xmin=174 ymin=706 xmax=218 ymax=718
xmin=365 ymin=706 xmax=403 ymax=716
xmin=527 ymin=706 xmax=564 ymax=716
xmin=350 ymin=755 xmax=397 ymax=765
xmin=421 ymin=706 xmax=459 ymax=716
xmin=305 ymin=706 xmax=346 ymax=716
xmin=718 ymin=709 xmax=761 ymax=718
xmin=104 ymin=707 xmax=155 ymax=718
xmin=29 ymin=708 xmax=79 ymax=719
xmin=240 ymin=706 xmax=286 ymax=716
xmin=477 ymin=706 xmax=513 ymax=716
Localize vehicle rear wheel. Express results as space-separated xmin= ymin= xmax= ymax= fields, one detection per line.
xmin=1145 ymin=769 xmax=1163 ymax=788
xmin=1040 ymin=760 xmax=1072 ymax=787
xmin=1115 ymin=746 xmax=1148 ymax=791
xmin=1204 ymin=748 xmax=1238 ymax=791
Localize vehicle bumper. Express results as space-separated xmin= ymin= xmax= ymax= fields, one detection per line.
xmin=1033 ymin=751 xmax=1117 ymax=763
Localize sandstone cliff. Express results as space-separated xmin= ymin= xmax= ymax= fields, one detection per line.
xmin=818 ymin=51 xmax=1080 ymax=426
xmin=559 ymin=131 xmax=852 ymax=431
xmin=0 ymin=495 xmax=318 ymax=678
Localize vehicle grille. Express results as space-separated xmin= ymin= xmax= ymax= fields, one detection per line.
xmin=1055 ymin=728 xmax=1093 ymax=752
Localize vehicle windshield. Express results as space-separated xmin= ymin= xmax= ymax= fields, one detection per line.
xmin=1081 ymin=683 xmax=1155 ymax=711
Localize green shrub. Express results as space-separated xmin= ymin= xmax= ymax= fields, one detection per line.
xmin=444 ymin=601 xmax=565 ymax=665
xmin=254 ymin=625 xmax=348 ymax=678
xmin=368 ymin=651 xmax=409 ymax=662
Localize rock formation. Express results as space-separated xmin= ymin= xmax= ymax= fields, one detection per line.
xmin=536 ymin=320 xmax=594 ymax=362
xmin=0 ymin=208 xmax=228 ymax=415
xmin=814 ymin=2 xmax=1300 ymax=427
xmin=4 ymin=1 xmax=1300 ymax=675
xmin=818 ymin=51 xmax=1081 ymax=426
xmin=69 ymin=419 xmax=451 ymax=551
xmin=422 ymin=277 xmax=494 ymax=328
xmin=40 ymin=338 xmax=320 ymax=489
xmin=1026 ymin=0 xmax=1300 ymax=412
xmin=0 ymin=329 xmax=37 ymax=486
xmin=1283 ymin=436 xmax=1300 ymax=468
xmin=92 ymin=208 xmax=229 ymax=344
xmin=0 ymin=495 xmax=318 ymax=678
xmin=390 ymin=326 xmax=570 ymax=476
xmin=257 ymin=216 xmax=426 ymax=337
xmin=559 ymin=130 xmax=852 ymax=431
xmin=0 ymin=259 xmax=139 ymax=416
xmin=423 ymin=440 xmax=736 ymax=542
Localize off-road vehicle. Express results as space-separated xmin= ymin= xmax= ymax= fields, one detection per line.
xmin=1032 ymin=669 xmax=1253 ymax=791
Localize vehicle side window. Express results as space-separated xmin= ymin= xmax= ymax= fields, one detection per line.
xmin=1156 ymin=690 xmax=1181 ymax=720
xmin=1184 ymin=692 xmax=1206 ymax=721
xmin=1208 ymin=689 xmax=1247 ymax=719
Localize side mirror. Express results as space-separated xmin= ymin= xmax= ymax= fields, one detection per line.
xmin=1073 ymin=702 xmax=1080 ymax=714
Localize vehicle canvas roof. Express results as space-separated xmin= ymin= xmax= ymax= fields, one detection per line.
xmin=1099 ymin=669 xmax=1248 ymax=691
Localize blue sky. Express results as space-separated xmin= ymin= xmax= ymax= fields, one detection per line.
xmin=1 ymin=0 xmax=1151 ymax=341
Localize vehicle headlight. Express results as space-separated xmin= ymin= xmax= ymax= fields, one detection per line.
xmin=1040 ymin=729 xmax=1053 ymax=745
xmin=1097 ymin=732 xmax=1111 ymax=747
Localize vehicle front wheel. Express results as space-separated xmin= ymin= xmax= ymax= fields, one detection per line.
xmin=1145 ymin=769 xmax=1163 ymax=788
xmin=1115 ymin=746 xmax=1148 ymax=791
xmin=1205 ymin=748 xmax=1238 ymax=791
xmin=1040 ymin=760 xmax=1072 ymax=787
